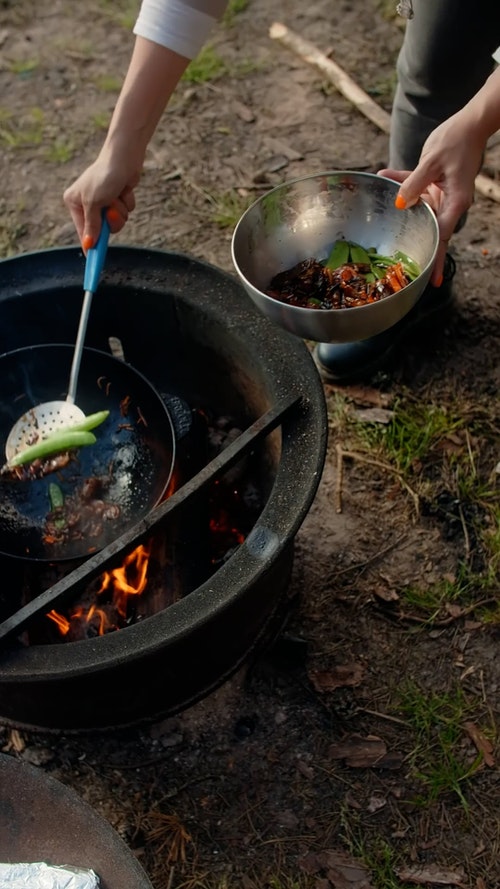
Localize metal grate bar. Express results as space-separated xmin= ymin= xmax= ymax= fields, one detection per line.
xmin=0 ymin=395 xmax=302 ymax=645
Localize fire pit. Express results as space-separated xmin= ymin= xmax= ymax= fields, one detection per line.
xmin=0 ymin=247 xmax=327 ymax=731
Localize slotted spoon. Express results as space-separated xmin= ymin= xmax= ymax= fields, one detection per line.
xmin=5 ymin=219 xmax=110 ymax=463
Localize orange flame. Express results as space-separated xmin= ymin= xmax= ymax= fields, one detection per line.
xmin=46 ymin=541 xmax=153 ymax=637
xmin=47 ymin=609 xmax=70 ymax=635
xmin=97 ymin=542 xmax=151 ymax=618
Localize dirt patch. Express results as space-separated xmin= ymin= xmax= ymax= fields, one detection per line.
xmin=1 ymin=1 xmax=499 ymax=887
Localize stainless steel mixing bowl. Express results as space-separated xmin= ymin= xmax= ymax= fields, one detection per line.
xmin=231 ymin=171 xmax=439 ymax=343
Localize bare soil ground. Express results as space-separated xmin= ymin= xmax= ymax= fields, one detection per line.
xmin=1 ymin=1 xmax=499 ymax=887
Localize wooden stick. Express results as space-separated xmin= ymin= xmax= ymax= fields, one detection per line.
xmin=334 ymin=442 xmax=343 ymax=514
xmin=269 ymin=22 xmax=500 ymax=204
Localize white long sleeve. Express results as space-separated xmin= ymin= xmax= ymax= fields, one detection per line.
xmin=134 ymin=0 xmax=228 ymax=59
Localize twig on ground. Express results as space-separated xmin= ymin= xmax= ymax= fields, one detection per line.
xmin=335 ymin=442 xmax=344 ymax=513
xmin=339 ymin=447 xmax=420 ymax=516
xmin=457 ymin=499 xmax=471 ymax=562
xmin=359 ymin=707 xmax=409 ymax=727
xmin=401 ymin=598 xmax=496 ymax=626
xmin=269 ymin=21 xmax=500 ymax=204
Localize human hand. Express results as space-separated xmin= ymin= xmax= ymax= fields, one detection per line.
xmin=63 ymin=150 xmax=139 ymax=251
xmin=379 ymin=110 xmax=485 ymax=285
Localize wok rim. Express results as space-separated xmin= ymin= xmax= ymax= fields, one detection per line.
xmin=0 ymin=342 xmax=177 ymax=563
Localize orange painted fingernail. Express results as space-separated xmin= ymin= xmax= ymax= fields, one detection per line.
xmin=435 ymin=274 xmax=443 ymax=288
xmin=106 ymin=207 xmax=120 ymax=223
xmin=395 ymin=194 xmax=407 ymax=210
xmin=82 ymin=234 xmax=94 ymax=250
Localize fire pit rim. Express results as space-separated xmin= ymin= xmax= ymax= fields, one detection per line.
xmin=0 ymin=246 xmax=328 ymax=720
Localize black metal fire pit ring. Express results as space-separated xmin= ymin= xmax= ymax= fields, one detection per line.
xmin=0 ymin=246 xmax=328 ymax=731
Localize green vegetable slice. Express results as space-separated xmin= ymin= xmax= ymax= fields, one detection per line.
xmin=48 ymin=482 xmax=64 ymax=510
xmin=48 ymin=482 xmax=67 ymax=529
xmin=393 ymin=250 xmax=421 ymax=280
xmin=8 ymin=430 xmax=97 ymax=468
xmin=325 ymin=239 xmax=350 ymax=269
xmin=59 ymin=410 xmax=110 ymax=433
xmin=348 ymin=242 xmax=371 ymax=265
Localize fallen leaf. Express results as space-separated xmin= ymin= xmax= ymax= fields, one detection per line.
xmin=299 ymin=851 xmax=323 ymax=875
xmin=366 ymin=795 xmax=387 ymax=813
xmin=464 ymin=620 xmax=483 ymax=630
xmin=395 ymin=863 xmax=466 ymax=885
xmin=261 ymin=135 xmax=304 ymax=161
xmin=232 ymin=100 xmax=255 ymax=122
xmin=328 ymin=734 xmax=402 ymax=769
xmin=327 ymin=384 xmax=394 ymax=408
xmin=436 ymin=434 xmax=465 ymax=456
xmin=463 ymin=721 xmax=495 ymax=767
xmin=276 ymin=808 xmax=299 ymax=829
xmin=372 ymin=585 xmax=400 ymax=604
xmin=309 ymin=663 xmax=364 ymax=692
xmin=350 ymin=407 xmax=395 ymax=425
xmin=296 ymin=759 xmax=315 ymax=779
xmin=344 ymin=790 xmax=362 ymax=810
xmin=319 ymin=850 xmax=375 ymax=888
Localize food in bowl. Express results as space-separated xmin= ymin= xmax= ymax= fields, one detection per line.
xmin=265 ymin=239 xmax=421 ymax=310
xmin=231 ymin=171 xmax=439 ymax=343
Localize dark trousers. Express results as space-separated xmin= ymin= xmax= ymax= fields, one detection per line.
xmin=389 ymin=0 xmax=500 ymax=168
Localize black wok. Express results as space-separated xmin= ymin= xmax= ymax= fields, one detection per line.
xmin=0 ymin=344 xmax=175 ymax=561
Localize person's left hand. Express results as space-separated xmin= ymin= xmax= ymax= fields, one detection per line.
xmin=379 ymin=107 xmax=484 ymax=285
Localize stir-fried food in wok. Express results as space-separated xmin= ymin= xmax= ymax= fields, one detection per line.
xmin=1 ymin=451 xmax=77 ymax=482
xmin=266 ymin=240 xmax=421 ymax=310
xmin=44 ymin=479 xmax=121 ymax=547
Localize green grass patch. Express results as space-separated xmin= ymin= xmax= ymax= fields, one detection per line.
xmin=206 ymin=189 xmax=254 ymax=229
xmin=0 ymin=107 xmax=45 ymax=148
xmin=327 ymin=389 xmax=500 ymax=622
xmin=339 ymin=813 xmax=414 ymax=889
xmin=94 ymin=74 xmax=123 ymax=93
xmin=8 ymin=58 xmax=39 ymax=77
xmin=223 ymin=0 xmax=249 ymax=26
xmin=358 ymin=839 xmax=412 ymax=889
xmin=97 ymin=0 xmax=139 ymax=28
xmin=366 ymin=70 xmax=398 ymax=103
xmin=182 ymin=45 xmax=228 ymax=84
xmin=400 ymin=558 xmax=499 ymax=622
xmin=182 ymin=42 xmax=260 ymax=85
xmin=91 ymin=111 xmax=111 ymax=131
xmin=396 ymin=681 xmax=485 ymax=809
xmin=54 ymin=36 xmax=95 ymax=58
xmin=0 ymin=218 xmax=28 ymax=258
xmin=357 ymin=399 xmax=466 ymax=474
xmin=44 ymin=138 xmax=74 ymax=163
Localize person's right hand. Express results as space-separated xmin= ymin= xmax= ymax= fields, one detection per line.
xmin=63 ymin=148 xmax=140 ymax=251
xmin=379 ymin=108 xmax=486 ymax=285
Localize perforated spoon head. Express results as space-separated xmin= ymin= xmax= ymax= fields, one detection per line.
xmin=5 ymin=401 xmax=87 ymax=463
